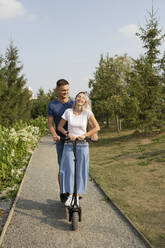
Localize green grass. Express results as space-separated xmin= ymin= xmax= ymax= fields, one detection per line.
xmin=89 ymin=129 xmax=165 ymax=248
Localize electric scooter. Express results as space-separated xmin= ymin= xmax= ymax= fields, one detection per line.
xmin=68 ymin=138 xmax=82 ymax=231
xmin=61 ymin=137 xmax=90 ymax=231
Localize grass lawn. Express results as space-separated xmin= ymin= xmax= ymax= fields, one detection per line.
xmin=89 ymin=129 xmax=165 ymax=248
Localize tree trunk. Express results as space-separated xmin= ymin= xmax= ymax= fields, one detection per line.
xmin=106 ymin=115 xmax=110 ymax=127
xmin=119 ymin=119 xmax=122 ymax=131
xmin=115 ymin=114 xmax=120 ymax=133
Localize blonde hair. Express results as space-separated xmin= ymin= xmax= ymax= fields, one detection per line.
xmin=73 ymin=92 xmax=92 ymax=111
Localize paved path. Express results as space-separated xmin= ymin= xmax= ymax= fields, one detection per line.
xmin=1 ymin=136 xmax=150 ymax=248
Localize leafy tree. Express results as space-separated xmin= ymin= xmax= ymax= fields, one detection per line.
xmin=47 ymin=88 xmax=57 ymax=100
xmin=31 ymin=88 xmax=50 ymax=118
xmin=89 ymin=54 xmax=133 ymax=132
xmin=0 ymin=42 xmax=32 ymax=126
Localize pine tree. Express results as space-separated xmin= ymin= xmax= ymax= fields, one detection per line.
xmin=0 ymin=54 xmax=7 ymax=125
xmin=136 ymin=4 xmax=165 ymax=66
xmin=128 ymin=7 xmax=165 ymax=133
xmin=0 ymin=42 xmax=32 ymax=126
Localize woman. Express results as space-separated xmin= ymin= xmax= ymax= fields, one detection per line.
xmin=58 ymin=92 xmax=100 ymax=207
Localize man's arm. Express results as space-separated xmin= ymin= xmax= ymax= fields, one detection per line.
xmin=48 ymin=116 xmax=60 ymax=141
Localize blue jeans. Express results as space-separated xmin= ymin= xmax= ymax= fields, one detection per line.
xmin=56 ymin=141 xmax=64 ymax=167
xmin=60 ymin=143 xmax=89 ymax=194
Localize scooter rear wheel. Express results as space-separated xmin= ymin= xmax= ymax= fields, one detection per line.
xmin=72 ymin=211 xmax=79 ymax=231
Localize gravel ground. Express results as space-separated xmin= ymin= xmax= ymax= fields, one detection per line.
xmin=0 ymin=136 xmax=150 ymax=248
xmin=0 ymin=200 xmax=13 ymax=229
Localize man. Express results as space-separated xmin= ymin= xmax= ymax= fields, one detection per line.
xmin=48 ymin=79 xmax=73 ymax=202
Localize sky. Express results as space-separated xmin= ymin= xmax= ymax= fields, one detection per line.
xmin=0 ymin=0 xmax=165 ymax=98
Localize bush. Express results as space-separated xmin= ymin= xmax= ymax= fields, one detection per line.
xmin=0 ymin=117 xmax=48 ymax=194
xmin=29 ymin=116 xmax=48 ymax=136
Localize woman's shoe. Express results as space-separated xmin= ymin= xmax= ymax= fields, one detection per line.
xmin=76 ymin=196 xmax=79 ymax=207
xmin=72 ymin=196 xmax=80 ymax=207
xmin=65 ymin=195 xmax=73 ymax=207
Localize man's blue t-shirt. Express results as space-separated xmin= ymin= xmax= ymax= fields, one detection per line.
xmin=48 ymin=99 xmax=73 ymax=137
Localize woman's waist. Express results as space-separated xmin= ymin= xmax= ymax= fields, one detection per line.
xmin=63 ymin=140 xmax=89 ymax=147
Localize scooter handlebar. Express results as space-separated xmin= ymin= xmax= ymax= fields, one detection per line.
xmin=60 ymin=136 xmax=91 ymax=142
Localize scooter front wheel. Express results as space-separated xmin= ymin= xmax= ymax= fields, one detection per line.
xmin=72 ymin=211 xmax=79 ymax=231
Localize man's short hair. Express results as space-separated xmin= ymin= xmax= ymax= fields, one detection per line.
xmin=56 ymin=79 xmax=69 ymax=87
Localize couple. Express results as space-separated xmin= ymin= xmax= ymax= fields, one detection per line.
xmin=48 ymin=79 xmax=100 ymax=207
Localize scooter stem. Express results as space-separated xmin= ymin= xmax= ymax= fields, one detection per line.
xmin=73 ymin=139 xmax=78 ymax=206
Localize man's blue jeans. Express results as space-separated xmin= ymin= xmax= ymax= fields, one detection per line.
xmin=56 ymin=141 xmax=64 ymax=167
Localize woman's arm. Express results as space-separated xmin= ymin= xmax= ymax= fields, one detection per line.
xmin=57 ymin=118 xmax=67 ymax=135
xmin=85 ymin=114 xmax=100 ymax=137
xmin=87 ymin=116 xmax=99 ymax=141
xmin=58 ymin=118 xmax=76 ymax=141
xmin=78 ymin=114 xmax=100 ymax=140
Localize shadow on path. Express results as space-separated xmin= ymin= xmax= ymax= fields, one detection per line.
xmin=15 ymin=198 xmax=69 ymax=231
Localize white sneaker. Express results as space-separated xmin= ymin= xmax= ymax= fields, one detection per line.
xmin=65 ymin=195 xmax=73 ymax=207
xmin=72 ymin=196 xmax=80 ymax=207
xmin=76 ymin=196 xmax=79 ymax=207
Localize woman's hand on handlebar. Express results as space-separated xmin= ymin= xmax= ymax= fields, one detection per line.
xmin=68 ymin=133 xmax=76 ymax=141
xmin=78 ymin=134 xmax=86 ymax=141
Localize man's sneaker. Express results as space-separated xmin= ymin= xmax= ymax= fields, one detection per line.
xmin=65 ymin=195 xmax=73 ymax=207
xmin=60 ymin=193 xmax=68 ymax=203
